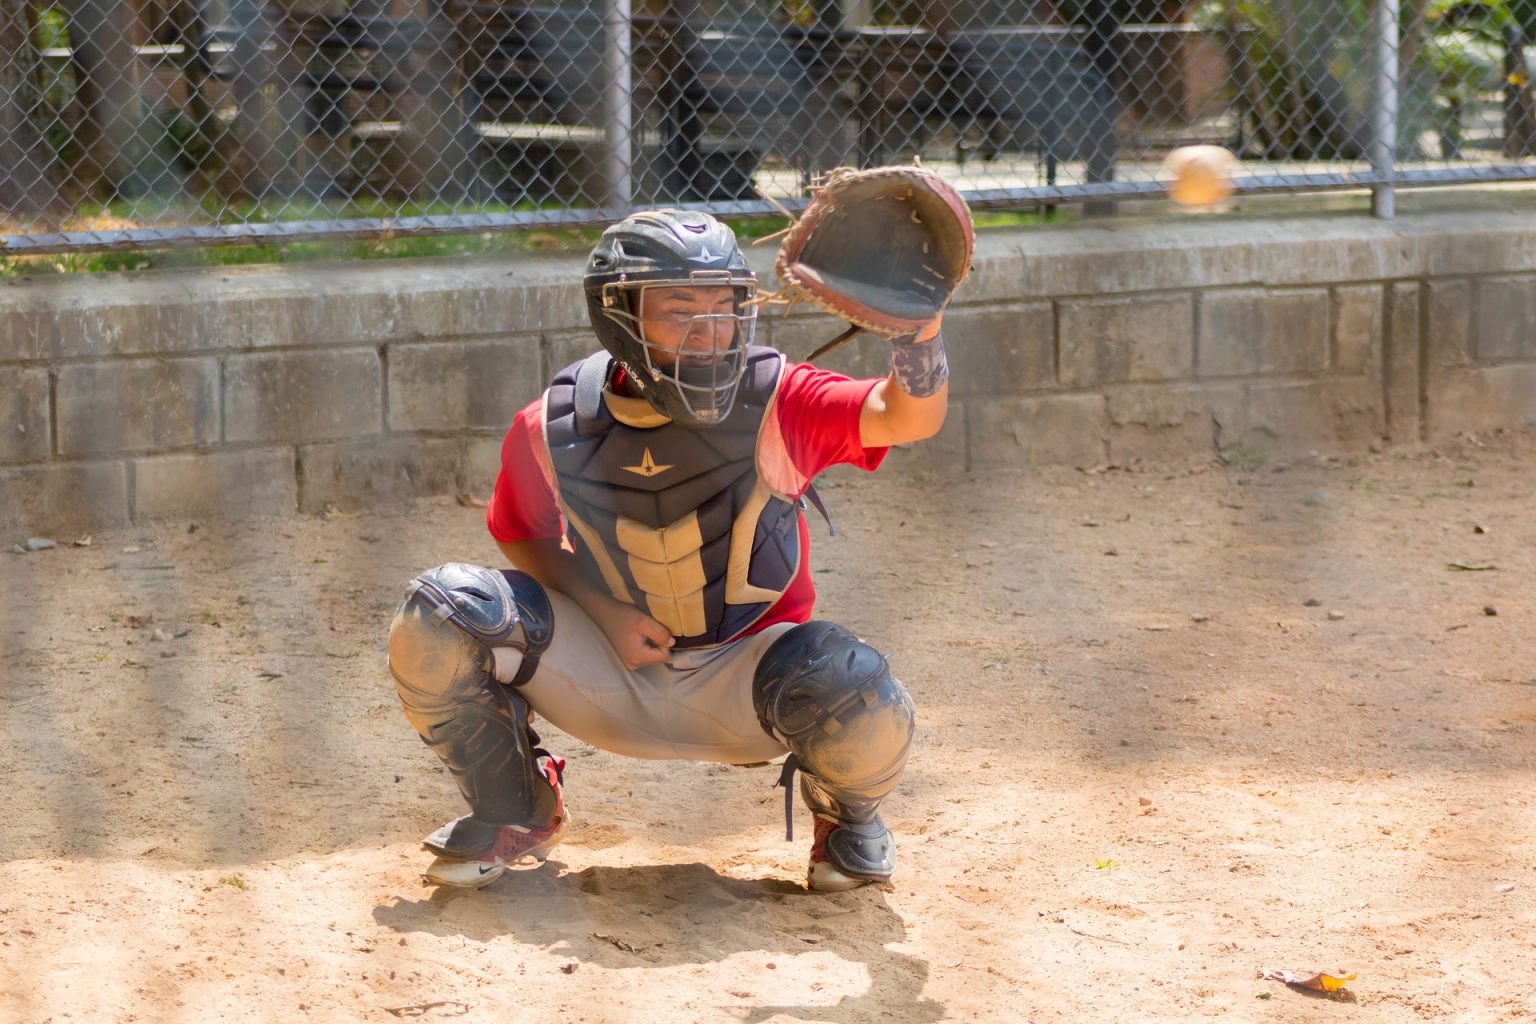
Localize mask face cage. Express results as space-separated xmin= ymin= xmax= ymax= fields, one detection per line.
xmin=599 ymin=269 xmax=758 ymax=424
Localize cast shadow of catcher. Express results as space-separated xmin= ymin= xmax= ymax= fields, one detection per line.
xmin=373 ymin=858 xmax=944 ymax=1023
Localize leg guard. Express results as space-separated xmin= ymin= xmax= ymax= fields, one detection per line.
xmin=752 ymin=621 xmax=916 ymax=880
xmin=388 ymin=563 xmax=557 ymax=838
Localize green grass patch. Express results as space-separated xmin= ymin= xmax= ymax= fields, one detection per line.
xmin=1221 ymin=440 xmax=1269 ymax=472
xmin=3 ymin=199 xmax=1060 ymax=275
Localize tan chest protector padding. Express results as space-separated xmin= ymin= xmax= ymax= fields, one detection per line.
xmin=543 ymin=349 xmax=801 ymax=648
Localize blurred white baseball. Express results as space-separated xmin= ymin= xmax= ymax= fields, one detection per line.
xmin=1163 ymin=145 xmax=1237 ymax=206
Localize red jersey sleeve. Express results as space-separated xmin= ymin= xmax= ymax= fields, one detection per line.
xmin=486 ymin=398 xmax=563 ymax=543
xmin=772 ymin=361 xmax=889 ymax=482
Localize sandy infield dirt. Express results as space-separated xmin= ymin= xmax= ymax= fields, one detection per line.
xmin=2 ymin=433 xmax=1533 ymax=1024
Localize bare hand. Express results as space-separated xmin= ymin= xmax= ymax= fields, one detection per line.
xmin=589 ymin=597 xmax=675 ymax=670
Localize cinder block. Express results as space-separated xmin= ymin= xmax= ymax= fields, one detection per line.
xmin=533 ymin=277 xmax=591 ymax=332
xmin=225 ymin=350 xmax=381 ymax=444
xmin=1012 ymin=216 xmax=1431 ymax=299
xmin=1233 ymin=379 xmax=1383 ymax=451
xmin=396 ymin=268 xmax=580 ymax=336
xmin=1198 ymin=288 xmax=1329 ymax=377
xmin=0 ymin=367 xmax=51 ymax=462
xmin=1059 ymin=294 xmax=1193 ymax=387
xmin=1104 ymin=383 xmax=1244 ymax=462
xmin=1384 ymin=282 xmax=1422 ymax=443
xmin=546 ymin=330 xmax=602 ymax=379
xmin=1333 ymin=285 xmax=1383 ymax=377
xmin=1427 ymin=364 xmax=1536 ymax=437
xmin=1428 ymin=222 xmax=1536 ymax=277
xmin=56 ymin=358 xmax=219 ymax=455
xmin=969 ymin=394 xmax=1106 ymax=468
xmin=464 ymin=437 xmax=505 ymax=497
xmin=389 ymin=338 xmax=544 ymax=432
xmin=299 ymin=437 xmax=463 ymax=513
xmin=960 ymin=240 xmax=1028 ymax=304
xmin=288 ymin=290 xmax=405 ymax=347
xmin=391 ymin=284 xmax=525 ymax=342
xmin=0 ymin=307 xmax=49 ymax=361
xmin=49 ymin=300 xmax=163 ymax=359
xmin=1472 ymin=276 xmax=1536 ymax=361
xmin=765 ymin=315 xmax=890 ymax=381
xmin=1427 ymin=279 xmax=1472 ymax=368
xmin=303 ymin=256 xmax=585 ymax=338
xmin=944 ymin=304 xmax=1054 ymax=396
xmin=163 ymin=295 xmax=298 ymax=351
xmin=881 ymin=403 xmax=968 ymax=474
xmin=134 ymin=448 xmax=298 ymax=520
xmin=0 ymin=461 xmax=130 ymax=534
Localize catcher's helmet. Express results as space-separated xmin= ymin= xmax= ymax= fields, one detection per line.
xmin=583 ymin=210 xmax=757 ymax=426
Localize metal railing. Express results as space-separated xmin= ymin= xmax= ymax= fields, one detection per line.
xmin=2 ymin=0 xmax=1534 ymax=255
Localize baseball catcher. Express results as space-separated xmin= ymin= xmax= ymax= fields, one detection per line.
xmin=388 ymin=168 xmax=972 ymax=892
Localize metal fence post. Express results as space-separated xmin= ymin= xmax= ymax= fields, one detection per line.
xmin=605 ymin=0 xmax=634 ymax=208
xmin=1372 ymin=0 xmax=1399 ymax=219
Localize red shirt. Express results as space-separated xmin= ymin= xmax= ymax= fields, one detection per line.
xmin=487 ymin=361 xmax=888 ymax=639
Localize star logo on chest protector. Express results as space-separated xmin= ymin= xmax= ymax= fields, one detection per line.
xmin=621 ymin=447 xmax=674 ymax=478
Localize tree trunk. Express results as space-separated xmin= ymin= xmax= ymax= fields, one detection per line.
xmin=0 ymin=0 xmax=59 ymax=218
xmin=390 ymin=0 xmax=482 ymax=201
xmin=167 ymin=0 xmax=224 ymax=193
xmin=1225 ymin=2 xmax=1281 ymax=157
xmin=59 ymin=0 xmax=152 ymax=198
xmin=659 ymin=1 xmax=704 ymax=200
xmin=225 ymin=0 xmax=309 ymax=199
xmin=1504 ymin=22 xmax=1536 ymax=157
xmin=1077 ymin=0 xmax=1123 ymax=214
xmin=1273 ymin=0 xmax=1367 ymax=158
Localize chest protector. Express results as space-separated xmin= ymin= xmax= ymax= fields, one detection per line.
xmin=543 ymin=347 xmax=800 ymax=649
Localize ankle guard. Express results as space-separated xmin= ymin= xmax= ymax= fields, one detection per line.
xmin=424 ymin=815 xmax=503 ymax=859
xmin=823 ymin=815 xmax=896 ymax=880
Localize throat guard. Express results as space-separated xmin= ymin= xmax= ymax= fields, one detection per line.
xmin=544 ymin=347 xmax=799 ymax=648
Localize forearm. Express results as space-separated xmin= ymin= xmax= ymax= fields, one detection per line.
xmin=497 ymin=537 xmax=675 ymax=667
xmin=497 ymin=538 xmax=616 ymax=618
xmin=859 ymin=324 xmax=949 ymax=447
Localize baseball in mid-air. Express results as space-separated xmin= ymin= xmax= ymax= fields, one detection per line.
xmin=1163 ymin=145 xmax=1237 ymax=206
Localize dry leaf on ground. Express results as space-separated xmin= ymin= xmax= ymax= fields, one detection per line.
xmin=1258 ymin=966 xmax=1358 ymax=991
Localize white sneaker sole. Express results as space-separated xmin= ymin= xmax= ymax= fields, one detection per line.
xmin=424 ymin=856 xmax=508 ymax=889
xmin=422 ymin=817 xmax=569 ymax=889
xmin=808 ymin=860 xmax=878 ymax=893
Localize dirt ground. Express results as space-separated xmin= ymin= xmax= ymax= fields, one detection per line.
xmin=3 ymin=431 xmax=1534 ymax=1024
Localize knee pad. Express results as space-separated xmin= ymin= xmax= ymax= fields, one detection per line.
xmin=752 ymin=621 xmax=916 ymax=825
xmin=401 ymin=563 xmax=552 ymax=684
xmin=387 ymin=564 xmax=557 ymax=827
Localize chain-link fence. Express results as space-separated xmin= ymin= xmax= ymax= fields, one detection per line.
xmin=2 ymin=1 xmax=1534 ymax=253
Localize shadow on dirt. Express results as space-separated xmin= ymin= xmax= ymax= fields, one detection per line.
xmin=373 ymin=859 xmax=944 ymax=1023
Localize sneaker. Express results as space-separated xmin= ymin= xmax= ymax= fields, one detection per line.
xmin=807 ymin=814 xmax=879 ymax=893
xmin=422 ymin=756 xmax=568 ymax=889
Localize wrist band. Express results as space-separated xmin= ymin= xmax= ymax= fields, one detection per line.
xmin=891 ymin=331 xmax=949 ymax=398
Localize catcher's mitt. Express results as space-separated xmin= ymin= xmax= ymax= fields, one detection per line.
xmin=769 ymin=165 xmax=974 ymax=347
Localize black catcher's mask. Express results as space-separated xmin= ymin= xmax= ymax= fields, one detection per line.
xmin=583 ymin=210 xmax=758 ymax=426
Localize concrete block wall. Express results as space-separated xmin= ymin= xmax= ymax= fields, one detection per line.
xmin=4 ymin=206 xmax=1536 ymax=533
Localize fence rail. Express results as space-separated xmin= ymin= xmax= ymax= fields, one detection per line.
xmin=3 ymin=0 xmax=1535 ymax=254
